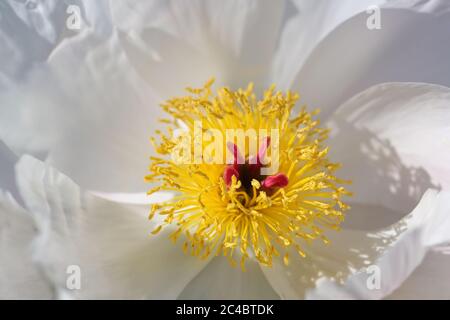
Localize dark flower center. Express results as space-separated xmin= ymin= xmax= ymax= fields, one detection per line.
xmin=223 ymin=137 xmax=288 ymax=196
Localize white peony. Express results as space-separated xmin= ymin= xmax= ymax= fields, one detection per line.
xmin=0 ymin=0 xmax=450 ymax=299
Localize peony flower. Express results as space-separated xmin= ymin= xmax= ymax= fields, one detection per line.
xmin=1 ymin=0 xmax=450 ymax=300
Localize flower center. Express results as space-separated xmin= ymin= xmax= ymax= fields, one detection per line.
xmin=223 ymin=139 xmax=288 ymax=199
xmin=146 ymin=79 xmax=351 ymax=269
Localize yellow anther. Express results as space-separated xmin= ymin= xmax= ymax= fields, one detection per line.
xmin=146 ymin=79 xmax=351 ymax=269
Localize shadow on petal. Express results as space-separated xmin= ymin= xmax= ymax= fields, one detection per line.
xmin=262 ymin=207 xmax=412 ymax=299
xmin=328 ymin=116 xmax=439 ymax=230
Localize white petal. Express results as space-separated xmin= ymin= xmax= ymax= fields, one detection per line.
xmin=0 ymin=0 xmax=58 ymax=84
xmin=304 ymin=190 xmax=450 ymax=299
xmin=272 ymin=0 xmax=386 ymax=89
xmin=0 ymin=1 xmax=112 ymax=85
xmin=383 ymin=0 xmax=450 ymax=13
xmin=91 ymin=191 xmax=174 ymax=206
xmin=341 ymin=203 xmax=403 ymax=232
xmin=0 ymin=140 xmax=20 ymax=201
xmin=118 ymin=28 xmax=222 ymax=99
xmin=5 ymin=0 xmax=62 ymax=43
xmin=1 ymin=29 xmax=164 ymax=193
xmin=262 ymin=189 xmax=450 ymax=299
xmin=118 ymin=0 xmax=284 ymax=97
xmin=292 ymin=2 xmax=450 ymax=119
xmin=15 ymin=155 xmax=208 ymax=299
xmin=78 ymin=0 xmax=113 ymax=36
xmin=260 ymin=214 xmax=400 ymax=299
xmin=386 ymin=248 xmax=450 ymax=299
xmin=327 ymin=83 xmax=450 ymax=217
xmin=109 ymin=0 xmax=178 ymax=31
xmin=47 ymin=33 xmax=163 ymax=193
xmin=0 ymin=191 xmax=52 ymax=299
xmin=179 ymin=256 xmax=279 ymax=300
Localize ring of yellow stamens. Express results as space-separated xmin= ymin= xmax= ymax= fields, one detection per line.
xmin=146 ymin=79 xmax=351 ymax=269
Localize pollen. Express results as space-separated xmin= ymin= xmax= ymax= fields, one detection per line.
xmin=146 ymin=79 xmax=351 ymax=269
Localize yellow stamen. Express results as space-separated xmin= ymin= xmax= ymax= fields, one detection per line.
xmin=146 ymin=79 xmax=351 ymax=269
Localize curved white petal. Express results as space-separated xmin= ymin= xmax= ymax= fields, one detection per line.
xmin=1 ymin=29 xmax=164 ymax=193
xmin=118 ymin=0 xmax=284 ymax=97
xmin=0 ymin=191 xmax=52 ymax=299
xmin=304 ymin=190 xmax=450 ymax=299
xmin=292 ymin=1 xmax=450 ymax=119
xmin=15 ymin=155 xmax=208 ymax=299
xmin=272 ymin=0 xmax=386 ymax=89
xmin=327 ymin=83 xmax=450 ymax=217
xmin=179 ymin=256 xmax=279 ymax=300
xmin=262 ymin=189 xmax=450 ymax=299
xmin=386 ymin=248 xmax=450 ymax=299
